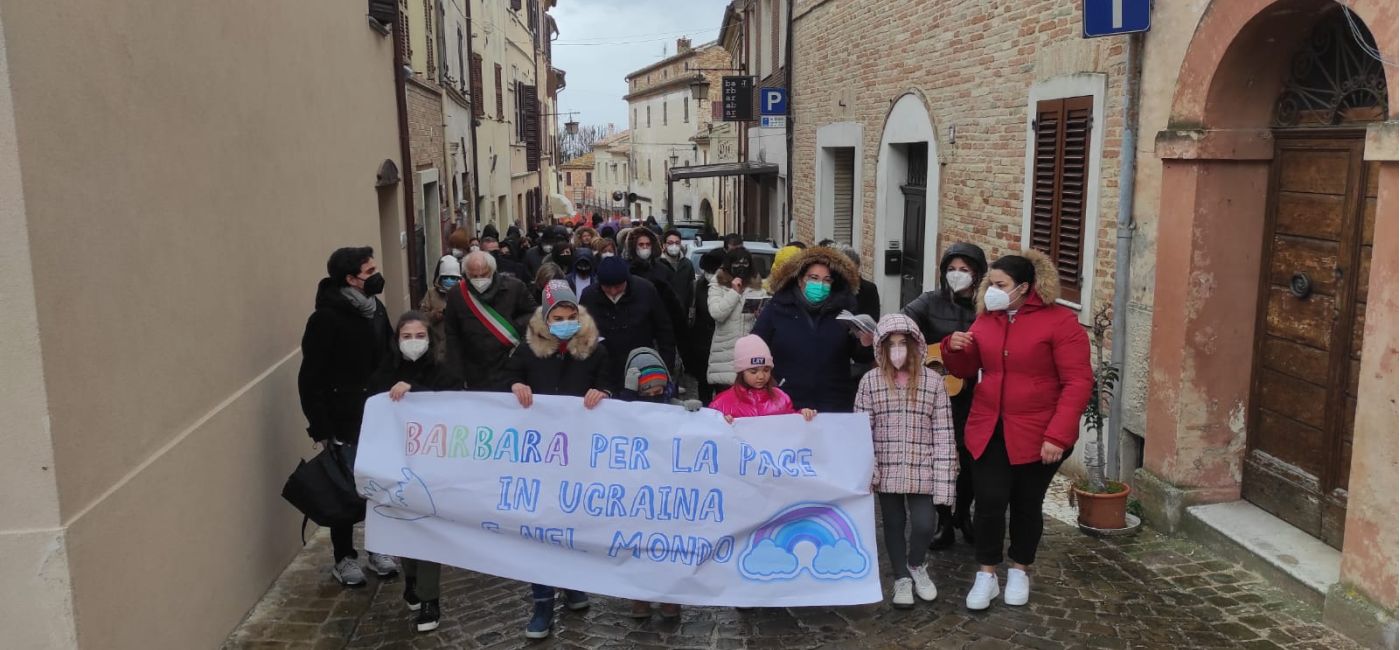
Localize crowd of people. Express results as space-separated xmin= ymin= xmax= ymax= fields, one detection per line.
xmin=297 ymin=216 xmax=1091 ymax=637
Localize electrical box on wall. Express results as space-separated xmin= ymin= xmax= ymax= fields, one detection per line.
xmin=884 ymin=249 xmax=902 ymax=276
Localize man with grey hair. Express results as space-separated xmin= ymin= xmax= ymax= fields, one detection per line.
xmin=444 ymin=251 xmax=537 ymax=389
xmin=837 ymin=243 xmax=881 ymax=320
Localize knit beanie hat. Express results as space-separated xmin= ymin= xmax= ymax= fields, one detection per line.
xmin=624 ymin=347 xmax=671 ymax=393
xmin=597 ymin=256 xmax=630 ymax=285
xmin=733 ymin=335 xmax=774 ymax=372
xmin=436 ymin=255 xmax=462 ymax=278
xmin=541 ymin=280 xmax=577 ymax=316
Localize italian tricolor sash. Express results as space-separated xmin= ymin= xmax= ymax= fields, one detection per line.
xmin=460 ymin=282 xmax=520 ymax=347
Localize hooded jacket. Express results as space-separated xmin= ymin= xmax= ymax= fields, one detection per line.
xmin=500 ymin=305 xmax=613 ymax=397
xmin=902 ymin=242 xmax=988 ymax=434
xmin=565 ymin=249 xmax=597 ymax=295
xmin=708 ymin=382 xmax=796 ymax=418
xmin=617 ymin=346 xmax=701 ymax=410
xmin=706 ymin=268 xmax=767 ymax=384
xmin=443 ymin=272 xmax=537 ymax=390
xmin=655 ymin=247 xmax=697 ymax=310
xmin=752 ymin=246 xmax=874 ymax=412
xmin=297 ymin=278 xmax=393 ymax=443
xmin=939 ymin=250 xmax=1092 ymax=464
xmin=854 ymin=314 xmax=956 ymax=500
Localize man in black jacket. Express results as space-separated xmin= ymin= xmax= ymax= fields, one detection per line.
xmin=579 ymin=256 xmax=676 ymax=389
xmin=297 ymin=246 xmax=399 ymax=587
xmin=445 ymin=251 xmax=537 ymax=390
xmin=524 ymin=225 xmax=567 ymax=277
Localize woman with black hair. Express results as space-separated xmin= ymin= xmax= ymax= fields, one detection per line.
xmin=939 ymin=251 xmax=1091 ymax=611
xmin=903 ymin=242 xmax=988 ymax=548
xmin=706 ymin=248 xmax=768 ymax=397
xmin=367 ymin=311 xmax=462 ymax=633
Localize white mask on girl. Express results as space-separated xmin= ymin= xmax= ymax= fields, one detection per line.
xmin=400 ymin=338 xmax=430 ymax=361
xmin=888 ymin=346 xmax=908 ymax=369
xmin=945 ymin=270 xmax=973 ymax=292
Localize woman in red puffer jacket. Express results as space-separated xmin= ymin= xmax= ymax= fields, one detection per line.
xmin=939 ymin=250 xmax=1091 ymax=612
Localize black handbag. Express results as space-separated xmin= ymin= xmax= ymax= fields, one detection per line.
xmin=282 ymin=443 xmax=366 ymax=542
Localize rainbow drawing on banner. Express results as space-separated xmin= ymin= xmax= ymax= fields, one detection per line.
xmin=738 ymin=502 xmax=870 ymax=581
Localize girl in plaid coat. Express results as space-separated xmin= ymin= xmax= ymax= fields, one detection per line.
xmin=855 ymin=313 xmax=957 ymax=609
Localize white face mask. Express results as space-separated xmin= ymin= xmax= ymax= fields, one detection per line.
xmin=666 ymin=244 xmax=681 ymax=257
xmin=399 ymin=338 xmax=430 ymax=362
xmin=470 ymin=277 xmax=493 ymax=293
xmin=888 ymin=345 xmax=908 ymax=370
xmin=543 ymin=244 xmax=554 ymax=254
xmin=636 ymin=247 xmax=653 ymax=260
xmin=601 ymin=252 xmax=615 ymax=259
xmin=984 ymin=285 xmax=1018 ymax=312
xmin=451 ymin=248 xmax=465 ymax=259
xmin=945 ymin=270 xmax=973 ymax=292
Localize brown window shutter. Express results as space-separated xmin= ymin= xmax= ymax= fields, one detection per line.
xmin=1031 ymin=96 xmax=1091 ymax=304
xmin=494 ymin=64 xmax=504 ymax=120
xmin=524 ymin=85 xmax=540 ymax=172
xmin=510 ymin=0 xmax=521 ymax=11
xmin=470 ymin=53 xmax=485 ymax=119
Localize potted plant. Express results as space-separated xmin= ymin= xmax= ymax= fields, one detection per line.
xmin=1073 ymin=305 xmax=1133 ymax=532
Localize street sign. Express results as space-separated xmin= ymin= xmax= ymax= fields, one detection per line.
xmin=722 ymin=76 xmax=755 ymax=121
xmin=1083 ymin=0 xmax=1150 ymax=38
xmin=759 ymin=115 xmax=787 ymax=129
xmin=760 ymin=87 xmax=788 ymax=116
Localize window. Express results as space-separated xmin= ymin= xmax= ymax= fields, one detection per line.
xmin=663 ymin=100 xmax=668 ymax=125
xmin=683 ymin=205 xmax=692 ymax=221
xmin=684 ymin=98 xmax=689 ymax=124
xmin=457 ymin=28 xmax=466 ymax=93
xmin=470 ymin=53 xmax=485 ymax=119
xmin=510 ymin=0 xmax=521 ymax=11
xmin=832 ymin=147 xmax=855 ymax=243
xmin=1030 ymin=96 xmax=1092 ymax=304
xmin=566 ymin=171 xmax=573 ymax=186
xmin=647 ymin=105 xmax=652 ymax=127
xmin=648 ymin=160 xmax=653 ymax=181
xmin=632 ymin=108 xmax=637 ymax=129
xmin=494 ymin=64 xmax=503 ymax=119
xmin=523 ymin=86 xmax=540 ymax=171
xmin=585 ymin=172 xmax=592 ymax=186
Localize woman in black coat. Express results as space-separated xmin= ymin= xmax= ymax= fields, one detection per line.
xmin=901 ymin=241 xmax=987 ymax=548
xmin=367 ymin=311 xmax=461 ymax=633
xmin=752 ymin=246 xmax=874 ymax=413
xmin=499 ymin=280 xmax=609 ymax=640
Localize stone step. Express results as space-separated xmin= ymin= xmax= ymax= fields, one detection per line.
xmin=1183 ymin=500 xmax=1341 ymax=608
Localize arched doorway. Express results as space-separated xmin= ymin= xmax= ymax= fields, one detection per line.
xmin=1143 ymin=0 xmax=1396 ymax=559
xmin=699 ymin=198 xmax=714 ymax=226
xmin=873 ymin=92 xmax=939 ymax=314
xmin=1242 ymin=8 xmax=1388 ymax=549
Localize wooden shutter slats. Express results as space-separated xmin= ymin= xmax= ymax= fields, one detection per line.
xmin=1032 ymin=95 xmax=1093 ymax=304
xmin=523 ymin=84 xmax=540 ymax=172
xmin=470 ymin=52 xmax=485 ymax=120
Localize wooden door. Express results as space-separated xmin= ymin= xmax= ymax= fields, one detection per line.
xmin=899 ymin=143 xmax=929 ymax=307
xmin=1243 ymin=133 xmax=1375 ymax=549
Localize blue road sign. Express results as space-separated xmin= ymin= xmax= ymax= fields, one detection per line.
xmin=759 ymin=88 xmax=788 ymax=116
xmin=1083 ymin=0 xmax=1150 ymax=38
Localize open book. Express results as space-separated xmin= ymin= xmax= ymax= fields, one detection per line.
xmin=836 ymin=310 xmax=878 ymax=336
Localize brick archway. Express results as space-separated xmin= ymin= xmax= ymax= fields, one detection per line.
xmin=1141 ymin=0 xmax=1398 ymax=617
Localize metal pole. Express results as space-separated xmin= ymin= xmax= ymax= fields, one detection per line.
xmin=1107 ymin=32 xmax=1141 ymax=481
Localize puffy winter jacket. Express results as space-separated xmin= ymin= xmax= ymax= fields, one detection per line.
xmin=939 ymin=250 xmax=1092 ymax=465
xmin=903 ymin=241 xmax=987 ymax=435
xmin=443 ymin=273 xmax=537 ymax=390
xmin=706 ymin=270 xmax=768 ymax=384
xmin=708 ymin=383 xmax=796 ymax=419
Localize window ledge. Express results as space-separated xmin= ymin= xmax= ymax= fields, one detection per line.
xmin=1056 ymin=297 xmax=1083 ymax=312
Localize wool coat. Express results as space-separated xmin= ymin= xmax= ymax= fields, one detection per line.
xmin=499 ymin=306 xmax=614 ymax=397
xmin=297 ymin=278 xmax=393 ymax=444
xmin=444 ymin=272 xmax=537 ymax=391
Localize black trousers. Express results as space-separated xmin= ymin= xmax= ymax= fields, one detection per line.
xmin=331 ymin=524 xmax=357 ymax=562
xmin=972 ymin=425 xmax=1066 ymax=567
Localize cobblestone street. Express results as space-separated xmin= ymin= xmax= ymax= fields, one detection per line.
xmin=223 ymin=479 xmax=1361 ymax=650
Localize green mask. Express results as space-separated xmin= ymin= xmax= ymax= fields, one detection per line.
xmin=803 ymin=280 xmax=832 ymax=304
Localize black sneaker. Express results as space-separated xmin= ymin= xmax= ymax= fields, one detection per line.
xmin=404 ymin=577 xmax=421 ymax=612
xmin=415 ymin=599 xmax=440 ymax=633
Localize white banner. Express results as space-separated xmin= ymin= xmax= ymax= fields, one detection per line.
xmin=354 ymin=392 xmax=881 ymax=607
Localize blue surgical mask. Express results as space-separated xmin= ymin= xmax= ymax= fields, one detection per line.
xmin=803 ymin=280 xmax=832 ymax=304
xmin=441 ymin=277 xmax=460 ymax=290
xmin=549 ymin=320 xmax=581 ymax=340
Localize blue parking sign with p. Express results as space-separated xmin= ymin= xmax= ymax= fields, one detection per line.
xmin=1083 ymin=0 xmax=1151 ymax=38
xmin=760 ymin=88 xmax=787 ymax=116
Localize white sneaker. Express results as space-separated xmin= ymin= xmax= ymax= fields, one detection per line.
xmin=1004 ymin=568 xmax=1030 ymax=606
xmin=331 ymin=558 xmax=366 ymax=587
xmin=908 ymin=563 xmax=938 ymax=601
xmin=366 ymin=552 xmax=399 ymax=577
xmin=964 ymin=571 xmax=1000 ymax=610
xmin=891 ymin=577 xmax=915 ymax=609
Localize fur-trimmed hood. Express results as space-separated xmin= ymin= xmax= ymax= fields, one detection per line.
xmin=525 ymin=305 xmax=601 ymax=359
xmin=766 ymin=246 xmax=861 ymax=296
xmin=975 ymin=249 xmax=1061 ymax=314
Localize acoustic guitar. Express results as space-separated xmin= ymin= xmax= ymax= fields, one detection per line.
xmin=924 ymin=344 xmax=965 ymax=397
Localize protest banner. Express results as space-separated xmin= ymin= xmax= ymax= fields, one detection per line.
xmin=354 ymin=392 xmax=881 ymax=607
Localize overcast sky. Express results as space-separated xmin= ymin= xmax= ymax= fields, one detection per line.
xmin=552 ymin=0 xmax=731 ymax=130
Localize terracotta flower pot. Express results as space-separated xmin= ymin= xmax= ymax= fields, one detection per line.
xmin=1073 ymin=483 xmax=1131 ymax=530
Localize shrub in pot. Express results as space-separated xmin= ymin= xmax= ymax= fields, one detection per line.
xmin=1073 ymin=306 xmax=1130 ymax=530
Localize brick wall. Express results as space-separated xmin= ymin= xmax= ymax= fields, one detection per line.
xmin=791 ymin=0 xmax=1127 ymax=320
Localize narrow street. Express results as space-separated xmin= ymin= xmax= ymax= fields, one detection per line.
xmin=224 ymin=479 xmax=1361 ymax=650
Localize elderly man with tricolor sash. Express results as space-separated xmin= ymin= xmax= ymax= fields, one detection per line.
xmin=444 ymin=251 xmax=537 ymax=390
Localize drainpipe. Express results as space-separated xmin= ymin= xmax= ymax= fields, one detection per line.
xmin=393 ymin=17 xmax=422 ymax=306
xmin=1107 ymin=32 xmax=1142 ymax=482
xmin=465 ymin=0 xmax=482 ymax=232
xmin=784 ymin=0 xmax=795 ymax=243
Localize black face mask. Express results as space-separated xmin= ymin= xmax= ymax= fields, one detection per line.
xmin=729 ymin=263 xmax=753 ymax=280
xmin=361 ymin=272 xmax=386 ymax=296
xmin=576 ymin=263 xmax=592 ymax=277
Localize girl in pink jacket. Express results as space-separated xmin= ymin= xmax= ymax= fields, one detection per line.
xmin=709 ymin=335 xmax=817 ymax=423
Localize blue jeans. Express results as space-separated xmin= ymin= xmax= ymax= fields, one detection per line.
xmin=531 ymin=584 xmax=586 ymax=602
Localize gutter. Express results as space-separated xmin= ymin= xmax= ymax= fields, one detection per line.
xmin=785 ymin=0 xmax=795 ymax=243
xmin=465 ymin=0 xmax=482 ymax=232
xmin=393 ymin=18 xmax=423 ymax=306
xmin=1107 ymin=32 xmax=1142 ymax=481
